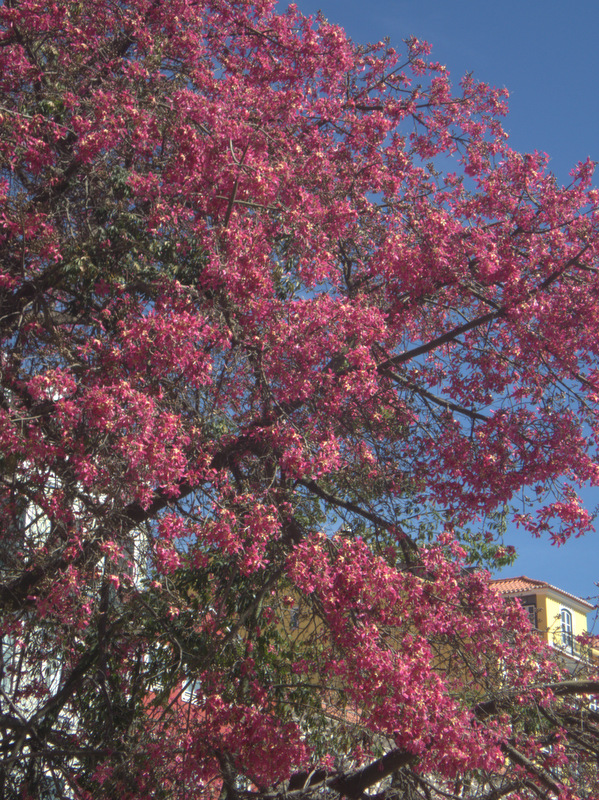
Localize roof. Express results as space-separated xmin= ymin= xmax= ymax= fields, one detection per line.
xmin=490 ymin=575 xmax=595 ymax=612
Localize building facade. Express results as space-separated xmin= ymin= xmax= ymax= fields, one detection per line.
xmin=491 ymin=575 xmax=596 ymax=670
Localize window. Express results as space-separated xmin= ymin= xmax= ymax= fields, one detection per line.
xmin=181 ymin=676 xmax=201 ymax=705
xmin=523 ymin=604 xmax=537 ymax=629
xmin=560 ymin=608 xmax=573 ymax=651
xmin=289 ymin=606 xmax=300 ymax=631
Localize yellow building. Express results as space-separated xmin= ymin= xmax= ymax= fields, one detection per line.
xmin=491 ymin=575 xmax=596 ymax=670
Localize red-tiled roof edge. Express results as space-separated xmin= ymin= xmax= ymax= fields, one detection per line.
xmin=490 ymin=575 xmax=595 ymax=611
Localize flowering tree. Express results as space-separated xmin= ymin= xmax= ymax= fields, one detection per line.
xmin=1 ymin=0 xmax=599 ymax=797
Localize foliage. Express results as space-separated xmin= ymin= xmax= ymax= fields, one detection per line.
xmin=0 ymin=0 xmax=598 ymax=798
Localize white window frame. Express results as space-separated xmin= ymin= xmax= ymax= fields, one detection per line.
xmin=560 ymin=608 xmax=573 ymax=651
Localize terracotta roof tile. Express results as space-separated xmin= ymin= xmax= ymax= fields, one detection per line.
xmin=490 ymin=575 xmax=594 ymax=611
xmin=491 ymin=576 xmax=547 ymax=593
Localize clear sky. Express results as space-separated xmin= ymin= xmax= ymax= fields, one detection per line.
xmin=293 ymin=0 xmax=599 ymax=614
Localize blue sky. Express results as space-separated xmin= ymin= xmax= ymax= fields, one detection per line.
xmin=293 ymin=0 xmax=599 ymax=613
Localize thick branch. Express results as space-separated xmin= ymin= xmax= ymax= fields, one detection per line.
xmin=378 ymin=248 xmax=588 ymax=371
xmin=381 ymin=367 xmax=489 ymax=422
xmin=256 ymin=749 xmax=416 ymax=800
xmin=475 ymin=679 xmax=599 ymax=719
xmin=501 ymin=741 xmax=562 ymax=796
xmin=296 ymin=478 xmax=416 ymax=551
xmin=331 ymin=750 xmax=416 ymax=799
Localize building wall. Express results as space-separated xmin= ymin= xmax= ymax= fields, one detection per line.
xmin=517 ymin=589 xmax=597 ymax=675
